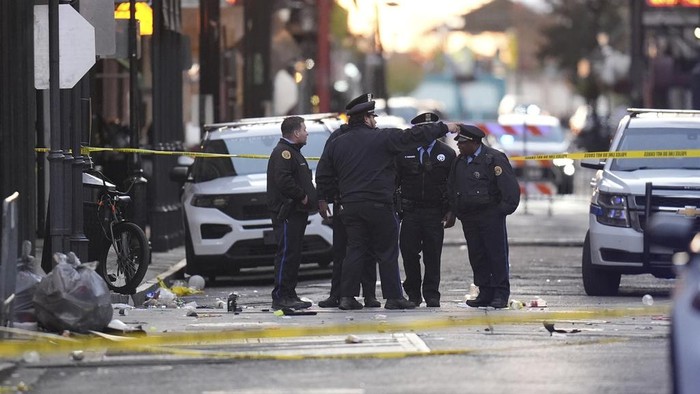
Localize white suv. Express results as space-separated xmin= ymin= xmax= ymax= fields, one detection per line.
xmin=581 ymin=109 xmax=700 ymax=296
xmin=171 ymin=114 xmax=342 ymax=281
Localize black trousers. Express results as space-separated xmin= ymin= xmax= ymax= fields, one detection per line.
xmin=459 ymin=205 xmax=510 ymax=299
xmin=400 ymin=207 xmax=444 ymax=301
xmin=271 ymin=210 xmax=309 ymax=301
xmin=339 ymin=202 xmax=404 ymax=299
xmin=328 ymin=203 xmax=377 ymax=299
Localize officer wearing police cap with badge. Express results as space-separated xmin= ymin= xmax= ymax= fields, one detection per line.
xmin=395 ymin=112 xmax=456 ymax=307
xmin=267 ymin=116 xmax=317 ymax=311
xmin=317 ymin=94 xmax=461 ymax=310
xmin=447 ymin=124 xmax=520 ymax=309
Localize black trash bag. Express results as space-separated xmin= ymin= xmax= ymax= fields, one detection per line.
xmin=14 ymin=241 xmax=46 ymax=323
xmin=33 ymin=252 xmax=113 ymax=333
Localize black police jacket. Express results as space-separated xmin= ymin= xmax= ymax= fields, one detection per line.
xmin=315 ymin=125 xmax=349 ymax=203
xmin=447 ymin=144 xmax=520 ymax=216
xmin=266 ymin=139 xmax=318 ymax=214
xmin=395 ymin=139 xmax=456 ymax=209
xmin=316 ymin=122 xmax=449 ymax=205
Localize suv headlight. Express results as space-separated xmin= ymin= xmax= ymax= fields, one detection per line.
xmin=591 ymin=191 xmax=630 ymax=227
xmin=191 ymin=194 xmax=230 ymax=208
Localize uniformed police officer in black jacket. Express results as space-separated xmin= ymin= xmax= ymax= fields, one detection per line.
xmin=316 ymin=117 xmax=379 ymax=309
xmin=447 ymin=124 xmax=520 ymax=309
xmin=316 ymin=93 xmax=461 ymax=310
xmin=267 ymin=116 xmax=317 ymax=311
xmin=396 ymin=112 xmax=456 ymax=308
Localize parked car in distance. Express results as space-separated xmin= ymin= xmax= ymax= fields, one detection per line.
xmin=581 ymin=108 xmax=700 ymax=296
xmin=488 ymin=112 xmax=576 ymax=195
xmin=170 ymin=113 xmax=342 ymax=281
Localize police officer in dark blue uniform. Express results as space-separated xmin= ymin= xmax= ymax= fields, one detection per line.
xmin=317 ymin=113 xmax=379 ymax=309
xmin=316 ymin=93 xmax=461 ymax=310
xmin=267 ymin=116 xmax=317 ymax=310
xmin=447 ymin=124 xmax=520 ymax=308
xmin=396 ymin=112 xmax=456 ymax=308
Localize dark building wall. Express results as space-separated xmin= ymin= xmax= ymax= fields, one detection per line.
xmin=0 ymin=0 xmax=37 ymax=250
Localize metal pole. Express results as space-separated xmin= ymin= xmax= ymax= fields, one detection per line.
xmin=316 ymin=0 xmax=331 ymax=113
xmin=48 ymin=0 xmax=67 ymax=263
xmin=126 ymin=0 xmax=148 ymax=230
xmin=67 ymin=0 xmax=89 ymax=261
xmin=629 ymin=0 xmax=644 ymax=108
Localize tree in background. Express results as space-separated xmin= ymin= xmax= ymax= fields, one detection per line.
xmin=538 ymin=0 xmax=628 ymax=151
xmin=386 ymin=53 xmax=425 ymax=96
xmin=537 ymin=0 xmax=627 ymax=103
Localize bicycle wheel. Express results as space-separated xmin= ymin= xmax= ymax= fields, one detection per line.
xmin=98 ymin=222 xmax=151 ymax=294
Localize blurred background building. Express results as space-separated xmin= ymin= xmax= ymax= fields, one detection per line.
xmin=1 ymin=0 xmax=699 ymax=256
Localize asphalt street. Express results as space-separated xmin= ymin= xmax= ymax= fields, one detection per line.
xmin=0 ymin=188 xmax=678 ymax=393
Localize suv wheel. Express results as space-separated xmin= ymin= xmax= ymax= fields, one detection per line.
xmin=184 ymin=225 xmax=202 ymax=275
xmin=582 ymin=231 xmax=621 ymax=296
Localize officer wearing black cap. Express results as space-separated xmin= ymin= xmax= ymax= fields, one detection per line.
xmin=267 ymin=116 xmax=317 ymax=311
xmin=316 ymin=99 xmax=380 ymax=309
xmin=395 ymin=112 xmax=456 ymax=307
xmin=317 ymin=93 xmax=461 ymax=310
xmin=447 ymin=123 xmax=520 ymax=309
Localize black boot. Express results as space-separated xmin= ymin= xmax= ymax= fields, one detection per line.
xmin=339 ymin=297 xmax=363 ymax=310
xmin=318 ymin=296 xmax=339 ymax=308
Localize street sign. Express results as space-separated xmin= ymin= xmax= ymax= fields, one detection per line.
xmin=34 ymin=4 xmax=96 ymax=90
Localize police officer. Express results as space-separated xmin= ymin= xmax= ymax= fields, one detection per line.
xmin=316 ymin=93 xmax=460 ymax=310
xmin=447 ymin=124 xmax=520 ymax=308
xmin=396 ymin=112 xmax=456 ymax=308
xmin=317 ymin=113 xmax=379 ymax=309
xmin=267 ymin=116 xmax=316 ymax=310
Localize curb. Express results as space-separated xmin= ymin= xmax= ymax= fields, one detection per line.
xmin=131 ymin=259 xmax=187 ymax=307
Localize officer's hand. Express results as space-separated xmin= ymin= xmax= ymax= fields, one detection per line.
xmin=301 ymin=195 xmax=309 ymax=206
xmin=446 ymin=122 xmax=460 ymax=134
xmin=318 ymin=200 xmax=331 ymax=220
xmin=442 ymin=211 xmax=456 ymax=228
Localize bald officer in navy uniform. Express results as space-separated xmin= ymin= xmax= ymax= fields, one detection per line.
xmin=447 ymin=124 xmax=520 ymax=309
xmin=396 ymin=112 xmax=456 ymax=307
xmin=267 ymin=116 xmax=316 ymax=311
xmin=316 ymin=93 xmax=461 ymax=310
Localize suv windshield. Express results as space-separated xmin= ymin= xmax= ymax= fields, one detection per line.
xmin=611 ymin=127 xmax=700 ymax=171
xmin=191 ymin=130 xmax=328 ymax=182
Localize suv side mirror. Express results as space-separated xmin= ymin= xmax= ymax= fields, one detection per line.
xmin=581 ymin=159 xmax=605 ymax=170
xmin=170 ymin=166 xmax=191 ymax=183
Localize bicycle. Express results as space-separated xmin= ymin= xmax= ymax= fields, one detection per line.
xmin=91 ymin=169 xmax=151 ymax=294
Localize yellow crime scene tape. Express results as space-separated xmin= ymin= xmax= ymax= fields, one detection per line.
xmin=25 ymin=144 xmax=681 ymax=360
xmin=0 ymin=306 xmax=669 ymax=359
xmin=35 ymin=147 xmax=700 ymax=162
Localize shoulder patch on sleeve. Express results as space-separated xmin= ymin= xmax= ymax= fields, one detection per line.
xmin=281 ymin=150 xmax=291 ymax=160
xmin=494 ymin=166 xmax=503 ymax=176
